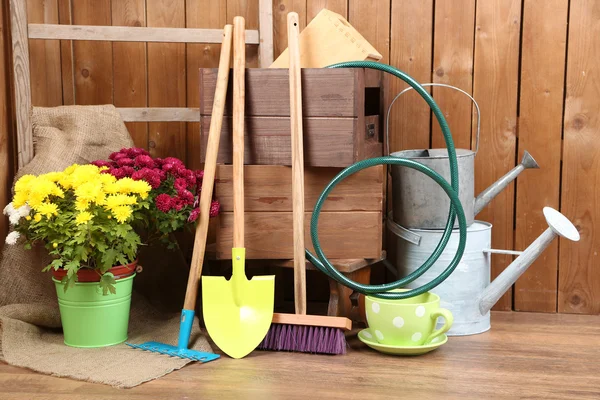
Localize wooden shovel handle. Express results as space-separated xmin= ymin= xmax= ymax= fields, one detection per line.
xmin=233 ymin=16 xmax=245 ymax=249
xmin=184 ymin=24 xmax=233 ymax=310
xmin=288 ymin=12 xmax=307 ymax=315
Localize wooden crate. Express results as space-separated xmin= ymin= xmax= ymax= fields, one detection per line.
xmin=212 ymin=165 xmax=384 ymax=260
xmin=199 ymin=68 xmax=384 ymax=167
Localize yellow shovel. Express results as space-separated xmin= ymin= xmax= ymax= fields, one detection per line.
xmin=201 ymin=16 xmax=275 ymax=360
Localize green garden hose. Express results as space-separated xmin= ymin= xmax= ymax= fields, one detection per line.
xmin=305 ymin=61 xmax=467 ymax=300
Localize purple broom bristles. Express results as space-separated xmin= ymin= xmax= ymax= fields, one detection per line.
xmin=257 ymin=324 xmax=348 ymax=355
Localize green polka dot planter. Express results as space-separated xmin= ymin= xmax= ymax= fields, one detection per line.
xmin=365 ymin=289 xmax=453 ymax=347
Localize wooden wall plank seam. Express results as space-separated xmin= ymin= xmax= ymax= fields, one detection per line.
xmin=514 ymin=0 xmax=568 ymax=313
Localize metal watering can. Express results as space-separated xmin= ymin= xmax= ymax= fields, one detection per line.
xmin=395 ymin=207 xmax=580 ymax=335
xmin=386 ymin=84 xmax=540 ymax=238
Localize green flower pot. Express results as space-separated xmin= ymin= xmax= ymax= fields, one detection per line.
xmin=52 ymin=273 xmax=135 ymax=348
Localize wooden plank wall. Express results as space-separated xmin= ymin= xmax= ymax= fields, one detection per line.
xmin=1 ymin=0 xmax=599 ymax=315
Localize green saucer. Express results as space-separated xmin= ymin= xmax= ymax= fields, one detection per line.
xmin=357 ymin=328 xmax=448 ymax=355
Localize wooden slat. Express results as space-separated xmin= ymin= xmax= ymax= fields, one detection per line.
xmin=27 ymin=23 xmax=260 ymax=44
xmin=215 ymin=211 xmax=382 ymax=260
xmin=117 ymin=108 xmax=200 ymax=122
xmin=58 ymin=0 xmax=75 ymax=105
xmin=559 ymin=0 xmax=600 ymax=314
xmin=388 ymin=0 xmax=433 ymax=153
xmin=472 ymin=0 xmax=521 ymax=311
xmin=9 ymin=0 xmax=33 ymax=168
xmin=227 ymin=0 xmax=259 ymax=67
xmin=72 ymin=0 xmax=113 ymax=105
xmin=112 ymin=0 xmax=148 ymax=149
xmin=273 ymin=0 xmax=306 ymax=60
xmin=0 ymin=0 xmax=13 ymax=244
xmin=307 ymin=0 xmax=348 ymax=20
xmin=258 ymin=0 xmax=274 ymax=67
xmin=514 ymin=0 xmax=568 ymax=313
xmin=215 ymin=165 xmax=384 ymax=212
xmin=348 ymin=0 xmax=390 ymax=63
xmin=26 ymin=0 xmax=62 ymax=107
xmin=185 ymin=0 xmax=226 ymax=170
xmin=200 ymin=68 xmax=359 ymax=117
xmin=147 ymin=0 xmax=187 ymax=161
xmin=431 ymin=0 xmax=475 ymax=149
xmin=200 ymin=116 xmax=357 ymax=167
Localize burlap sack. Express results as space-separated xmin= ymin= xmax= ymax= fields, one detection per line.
xmin=0 ymin=105 xmax=215 ymax=388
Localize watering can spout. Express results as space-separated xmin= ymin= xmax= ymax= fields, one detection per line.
xmin=473 ymin=151 xmax=540 ymax=216
xmin=477 ymin=207 xmax=580 ymax=315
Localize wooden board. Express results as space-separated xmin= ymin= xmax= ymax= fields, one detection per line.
xmin=26 ymin=0 xmax=62 ymax=107
xmin=270 ymin=8 xmax=382 ymax=68
xmin=431 ymin=0 xmax=475 ymax=149
xmin=472 ymin=0 xmax=521 ymax=311
xmin=215 ymin=211 xmax=381 ymax=259
xmin=388 ymin=0 xmax=433 ymax=153
xmin=200 ymin=116 xmax=380 ymax=167
xmin=273 ymin=0 xmax=307 ymax=59
xmin=348 ymin=0 xmax=390 ymax=63
xmin=215 ymin=165 xmax=383 ymax=212
xmin=185 ymin=0 xmax=226 ymax=170
xmin=559 ymin=0 xmax=600 ymax=314
xmin=111 ymin=0 xmax=148 ymax=150
xmin=200 ymin=68 xmax=361 ymax=117
xmin=71 ymin=0 xmax=113 ymax=105
xmin=514 ymin=0 xmax=568 ymax=313
xmin=147 ymin=0 xmax=186 ymax=161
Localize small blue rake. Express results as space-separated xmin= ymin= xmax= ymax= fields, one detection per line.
xmin=126 ymin=309 xmax=219 ymax=362
xmin=126 ymin=23 xmax=233 ymax=364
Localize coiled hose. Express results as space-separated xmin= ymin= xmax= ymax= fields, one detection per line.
xmin=305 ymin=61 xmax=468 ymax=300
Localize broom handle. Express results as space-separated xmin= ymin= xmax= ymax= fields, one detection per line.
xmin=183 ymin=24 xmax=233 ymax=311
xmin=233 ymin=16 xmax=245 ymax=249
xmin=288 ymin=12 xmax=306 ymax=316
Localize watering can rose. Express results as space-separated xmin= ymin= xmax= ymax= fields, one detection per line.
xmin=90 ymin=148 xmax=220 ymax=249
xmin=4 ymin=164 xmax=151 ymax=293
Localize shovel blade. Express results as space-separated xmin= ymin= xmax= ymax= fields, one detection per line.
xmin=202 ymin=275 xmax=275 ymax=359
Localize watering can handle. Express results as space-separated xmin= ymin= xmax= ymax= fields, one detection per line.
xmin=385 ymin=83 xmax=481 ymax=157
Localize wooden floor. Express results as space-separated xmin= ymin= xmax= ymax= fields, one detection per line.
xmin=1 ymin=311 xmax=599 ymax=399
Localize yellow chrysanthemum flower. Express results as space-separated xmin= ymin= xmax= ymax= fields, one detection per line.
xmin=36 ymin=202 xmax=59 ymax=218
xmin=34 ymin=214 xmax=42 ymax=222
xmin=75 ymin=211 xmax=93 ymax=225
xmin=112 ymin=205 xmax=132 ymax=223
xmin=104 ymin=194 xmax=137 ymax=211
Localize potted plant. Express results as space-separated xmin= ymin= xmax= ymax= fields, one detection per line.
xmin=90 ymin=147 xmax=221 ymax=249
xmin=4 ymin=163 xmax=151 ymax=348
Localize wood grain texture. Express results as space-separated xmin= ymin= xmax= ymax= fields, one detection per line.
xmin=431 ymin=0 xmax=475 ymax=149
xmin=9 ymin=0 xmax=33 ymax=168
xmin=214 ymin=165 xmax=384 ymax=212
xmin=200 ymin=116 xmax=356 ymax=166
xmin=111 ymin=0 xmax=148 ymax=149
xmin=514 ymin=0 xmax=568 ymax=313
xmin=71 ymin=0 xmax=113 ymax=105
xmin=472 ymin=0 xmax=521 ymax=311
xmin=186 ymin=0 xmax=226 ymax=170
xmin=307 ymin=0 xmax=348 ymax=20
xmin=58 ymin=0 xmax=74 ymax=105
xmin=227 ymin=0 xmax=259 ymax=67
xmin=215 ymin=211 xmax=382 ymax=260
xmin=348 ymin=0 xmax=390 ymax=63
xmin=0 ymin=0 xmax=13 ymax=247
xmin=559 ymin=0 xmax=600 ymax=314
xmin=26 ymin=0 xmax=62 ymax=107
xmin=388 ymin=0 xmax=433 ymax=152
xmin=200 ymin=68 xmax=359 ymax=117
xmin=147 ymin=0 xmax=186 ymax=161
xmin=2 ymin=312 xmax=600 ymax=399
xmin=273 ymin=0 xmax=306 ymax=60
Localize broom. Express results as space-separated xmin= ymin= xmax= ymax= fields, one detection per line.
xmin=257 ymin=12 xmax=352 ymax=355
